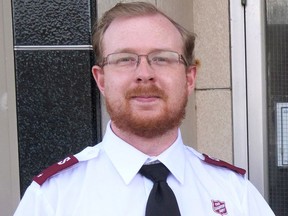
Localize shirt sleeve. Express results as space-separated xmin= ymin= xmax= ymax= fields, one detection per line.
xmin=245 ymin=180 xmax=275 ymax=216
xmin=13 ymin=182 xmax=54 ymax=216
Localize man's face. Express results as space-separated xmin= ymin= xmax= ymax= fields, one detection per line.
xmin=92 ymin=14 xmax=196 ymax=138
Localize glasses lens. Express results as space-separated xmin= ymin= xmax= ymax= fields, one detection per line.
xmin=107 ymin=53 xmax=138 ymax=67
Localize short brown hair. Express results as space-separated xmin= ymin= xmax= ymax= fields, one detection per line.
xmin=92 ymin=2 xmax=196 ymax=66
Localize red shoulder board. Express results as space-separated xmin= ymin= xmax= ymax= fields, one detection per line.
xmin=33 ymin=155 xmax=79 ymax=185
xmin=203 ymin=154 xmax=246 ymax=175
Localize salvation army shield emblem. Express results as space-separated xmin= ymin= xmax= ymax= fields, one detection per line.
xmin=211 ymin=200 xmax=228 ymax=215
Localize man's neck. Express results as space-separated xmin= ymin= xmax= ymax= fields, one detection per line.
xmin=110 ymin=123 xmax=179 ymax=156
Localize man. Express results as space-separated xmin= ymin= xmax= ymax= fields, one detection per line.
xmin=14 ymin=2 xmax=275 ymax=215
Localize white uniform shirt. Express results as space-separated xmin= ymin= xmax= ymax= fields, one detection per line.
xmin=14 ymin=123 xmax=275 ymax=216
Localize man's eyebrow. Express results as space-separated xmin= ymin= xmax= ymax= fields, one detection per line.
xmin=111 ymin=48 xmax=175 ymax=54
xmin=112 ymin=48 xmax=137 ymax=53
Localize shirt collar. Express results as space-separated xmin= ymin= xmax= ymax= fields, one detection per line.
xmin=102 ymin=122 xmax=186 ymax=185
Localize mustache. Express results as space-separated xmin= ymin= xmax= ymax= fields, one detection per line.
xmin=125 ymin=85 xmax=168 ymax=100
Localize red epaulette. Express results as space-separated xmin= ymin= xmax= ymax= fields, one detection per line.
xmin=203 ymin=154 xmax=246 ymax=175
xmin=33 ymin=155 xmax=79 ymax=185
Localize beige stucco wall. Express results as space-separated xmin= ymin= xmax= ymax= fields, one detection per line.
xmin=160 ymin=0 xmax=232 ymax=163
xmin=0 ymin=1 xmax=20 ymax=215
xmin=193 ymin=0 xmax=232 ymax=163
xmin=98 ymin=0 xmax=233 ymax=163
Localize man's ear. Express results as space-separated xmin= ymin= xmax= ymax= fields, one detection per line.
xmin=186 ymin=65 xmax=197 ymax=95
xmin=92 ymin=65 xmax=105 ymax=96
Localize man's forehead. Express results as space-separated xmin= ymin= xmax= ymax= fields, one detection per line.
xmin=105 ymin=14 xmax=179 ymax=33
xmin=102 ymin=14 xmax=183 ymax=54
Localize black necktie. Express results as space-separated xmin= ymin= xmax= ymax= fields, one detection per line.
xmin=139 ymin=163 xmax=181 ymax=216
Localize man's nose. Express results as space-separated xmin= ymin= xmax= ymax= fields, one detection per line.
xmin=135 ymin=56 xmax=155 ymax=82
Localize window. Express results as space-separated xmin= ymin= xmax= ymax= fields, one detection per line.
xmin=12 ymin=0 xmax=101 ymax=196
xmin=266 ymin=1 xmax=288 ymax=214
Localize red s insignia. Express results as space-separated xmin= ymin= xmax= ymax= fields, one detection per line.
xmin=211 ymin=200 xmax=228 ymax=215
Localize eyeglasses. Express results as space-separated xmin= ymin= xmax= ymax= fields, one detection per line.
xmin=101 ymin=50 xmax=188 ymax=71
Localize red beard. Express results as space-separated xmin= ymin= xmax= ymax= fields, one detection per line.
xmin=106 ymin=85 xmax=188 ymax=138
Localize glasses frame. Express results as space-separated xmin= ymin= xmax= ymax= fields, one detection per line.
xmin=100 ymin=50 xmax=188 ymax=69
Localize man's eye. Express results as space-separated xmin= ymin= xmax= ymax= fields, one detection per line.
xmin=151 ymin=56 xmax=170 ymax=64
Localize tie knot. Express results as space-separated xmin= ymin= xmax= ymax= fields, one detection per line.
xmin=139 ymin=163 xmax=170 ymax=183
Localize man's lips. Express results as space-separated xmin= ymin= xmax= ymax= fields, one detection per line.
xmin=130 ymin=95 xmax=161 ymax=103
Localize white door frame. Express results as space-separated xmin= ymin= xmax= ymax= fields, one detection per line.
xmin=230 ymin=0 xmax=269 ymax=199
